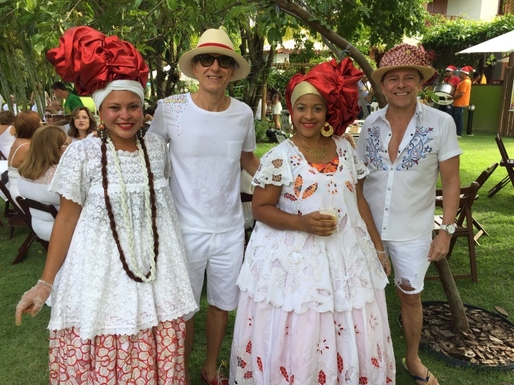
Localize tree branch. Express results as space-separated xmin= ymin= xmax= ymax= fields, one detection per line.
xmin=273 ymin=0 xmax=387 ymax=107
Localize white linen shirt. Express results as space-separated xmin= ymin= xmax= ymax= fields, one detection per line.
xmin=356 ymin=101 xmax=462 ymax=241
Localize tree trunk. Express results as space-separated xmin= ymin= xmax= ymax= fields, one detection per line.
xmin=274 ymin=0 xmax=387 ymax=107
xmin=434 ymin=258 xmax=470 ymax=333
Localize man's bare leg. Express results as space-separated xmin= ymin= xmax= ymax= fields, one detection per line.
xmin=201 ymin=305 xmax=229 ymax=382
xmin=397 ymin=286 xmax=439 ymax=385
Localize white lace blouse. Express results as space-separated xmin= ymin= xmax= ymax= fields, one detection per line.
xmin=48 ymin=133 xmax=197 ymax=339
xmin=238 ymin=136 xmax=389 ymax=314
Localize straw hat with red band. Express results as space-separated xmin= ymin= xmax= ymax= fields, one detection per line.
xmin=46 ymin=26 xmax=149 ymax=105
xmin=460 ymin=66 xmax=474 ymax=75
xmin=372 ymin=43 xmax=435 ymax=84
xmin=285 ymin=58 xmax=363 ymax=136
xmin=445 ymin=65 xmax=457 ymax=72
xmin=178 ymin=28 xmax=250 ymax=82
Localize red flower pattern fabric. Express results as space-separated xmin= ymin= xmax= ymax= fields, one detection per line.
xmin=49 ymin=320 xmax=186 ymax=384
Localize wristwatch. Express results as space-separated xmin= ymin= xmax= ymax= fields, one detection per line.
xmin=440 ymin=223 xmax=456 ymax=235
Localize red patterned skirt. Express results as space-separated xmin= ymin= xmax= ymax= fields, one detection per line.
xmin=49 ymin=319 xmax=186 ymax=384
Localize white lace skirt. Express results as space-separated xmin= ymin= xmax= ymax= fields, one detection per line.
xmin=230 ymin=291 xmax=395 ymax=385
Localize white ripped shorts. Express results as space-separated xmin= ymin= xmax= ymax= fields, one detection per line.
xmin=383 ymin=232 xmax=432 ymax=294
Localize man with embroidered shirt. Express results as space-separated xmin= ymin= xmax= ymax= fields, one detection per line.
xmin=356 ymin=43 xmax=462 ymax=385
xmin=451 ymin=66 xmax=473 ymax=137
xmin=149 ymin=28 xmax=259 ymax=385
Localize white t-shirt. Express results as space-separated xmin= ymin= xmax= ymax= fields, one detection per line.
xmin=356 ymin=101 xmax=462 ymax=241
xmin=149 ymin=93 xmax=256 ymax=232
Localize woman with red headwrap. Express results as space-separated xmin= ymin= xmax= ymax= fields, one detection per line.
xmin=15 ymin=27 xmax=196 ymax=384
xmin=230 ymin=59 xmax=395 ymax=384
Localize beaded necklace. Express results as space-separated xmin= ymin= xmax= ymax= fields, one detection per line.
xmin=107 ymin=137 xmax=156 ymax=282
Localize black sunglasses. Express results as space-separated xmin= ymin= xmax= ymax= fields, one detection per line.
xmin=44 ymin=114 xmax=53 ymax=119
xmin=194 ymin=54 xmax=236 ymax=69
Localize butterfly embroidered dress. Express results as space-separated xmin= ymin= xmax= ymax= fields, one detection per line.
xmin=230 ymin=136 xmax=395 ymax=385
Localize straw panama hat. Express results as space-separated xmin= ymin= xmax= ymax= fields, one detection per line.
xmin=178 ymin=28 xmax=250 ymax=82
xmin=371 ymin=43 xmax=435 ymax=84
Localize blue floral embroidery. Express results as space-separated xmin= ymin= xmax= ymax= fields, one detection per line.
xmin=365 ymin=126 xmax=388 ymax=170
xmin=397 ymin=126 xmax=433 ymax=170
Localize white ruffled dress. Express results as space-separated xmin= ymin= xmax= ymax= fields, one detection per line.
xmin=230 ymin=137 xmax=395 ymax=385
xmin=46 ymin=133 xmax=196 ymax=384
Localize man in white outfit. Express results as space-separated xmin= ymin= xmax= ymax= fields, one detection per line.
xmin=150 ymin=28 xmax=259 ymax=385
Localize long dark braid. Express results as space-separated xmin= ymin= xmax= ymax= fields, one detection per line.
xmin=100 ymin=133 xmax=159 ymax=282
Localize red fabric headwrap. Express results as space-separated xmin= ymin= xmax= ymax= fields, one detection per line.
xmin=285 ymin=58 xmax=363 ymax=136
xmin=46 ymin=26 xmax=149 ymax=96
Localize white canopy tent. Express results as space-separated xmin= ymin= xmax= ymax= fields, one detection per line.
xmin=457 ymin=30 xmax=514 ymax=54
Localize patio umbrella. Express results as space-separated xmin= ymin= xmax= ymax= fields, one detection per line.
xmin=458 ymin=30 xmax=514 ymax=54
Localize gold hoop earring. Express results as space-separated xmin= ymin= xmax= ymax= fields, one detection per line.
xmin=321 ymin=122 xmax=334 ymax=137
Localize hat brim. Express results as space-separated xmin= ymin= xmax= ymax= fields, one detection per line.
xmin=371 ymin=65 xmax=435 ymax=84
xmin=179 ymin=47 xmax=250 ymax=82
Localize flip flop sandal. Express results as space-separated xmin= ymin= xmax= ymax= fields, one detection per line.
xmin=402 ymin=357 xmax=435 ymax=384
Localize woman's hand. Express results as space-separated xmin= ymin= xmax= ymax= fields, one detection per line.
xmin=299 ymin=211 xmax=337 ymax=236
xmin=15 ymin=280 xmax=53 ymax=326
xmin=376 ymin=250 xmax=391 ymax=276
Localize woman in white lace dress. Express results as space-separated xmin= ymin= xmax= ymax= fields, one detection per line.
xmin=230 ymin=59 xmax=395 ymax=385
xmin=18 ymin=125 xmax=67 ymax=241
xmin=16 ymin=26 xmax=196 ymax=385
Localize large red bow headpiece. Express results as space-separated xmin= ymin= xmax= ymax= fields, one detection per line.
xmin=46 ymin=26 xmax=149 ymax=95
xmin=285 ymin=58 xmax=363 ymax=136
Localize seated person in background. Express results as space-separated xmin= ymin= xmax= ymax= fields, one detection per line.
xmin=8 ymin=111 xmax=41 ymax=205
xmin=0 ymin=110 xmax=16 ymax=160
xmin=18 ymin=126 xmax=67 ymax=241
xmin=66 ymin=106 xmax=97 ymax=144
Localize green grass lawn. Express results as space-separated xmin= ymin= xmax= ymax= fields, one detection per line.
xmin=1 ymin=132 xmax=513 ymax=384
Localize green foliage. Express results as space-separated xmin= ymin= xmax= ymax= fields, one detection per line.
xmin=422 ymin=14 xmax=514 ymax=72
xmin=0 ymin=0 xmax=431 ymax=111
xmin=253 ymin=119 xmax=270 ymax=143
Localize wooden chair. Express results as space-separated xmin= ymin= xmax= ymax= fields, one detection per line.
xmin=0 ymin=172 xmax=40 ymax=264
xmin=0 ymin=170 xmax=29 ymax=239
xmin=488 ymin=134 xmax=514 ymax=197
xmin=472 ymin=162 xmax=498 ymax=243
xmin=430 ymin=181 xmax=480 ymax=282
xmin=16 ymin=196 xmax=58 ymax=252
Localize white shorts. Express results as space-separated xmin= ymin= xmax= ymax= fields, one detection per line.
xmin=181 ymin=228 xmax=245 ymax=319
xmin=383 ymin=233 xmax=432 ymax=294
